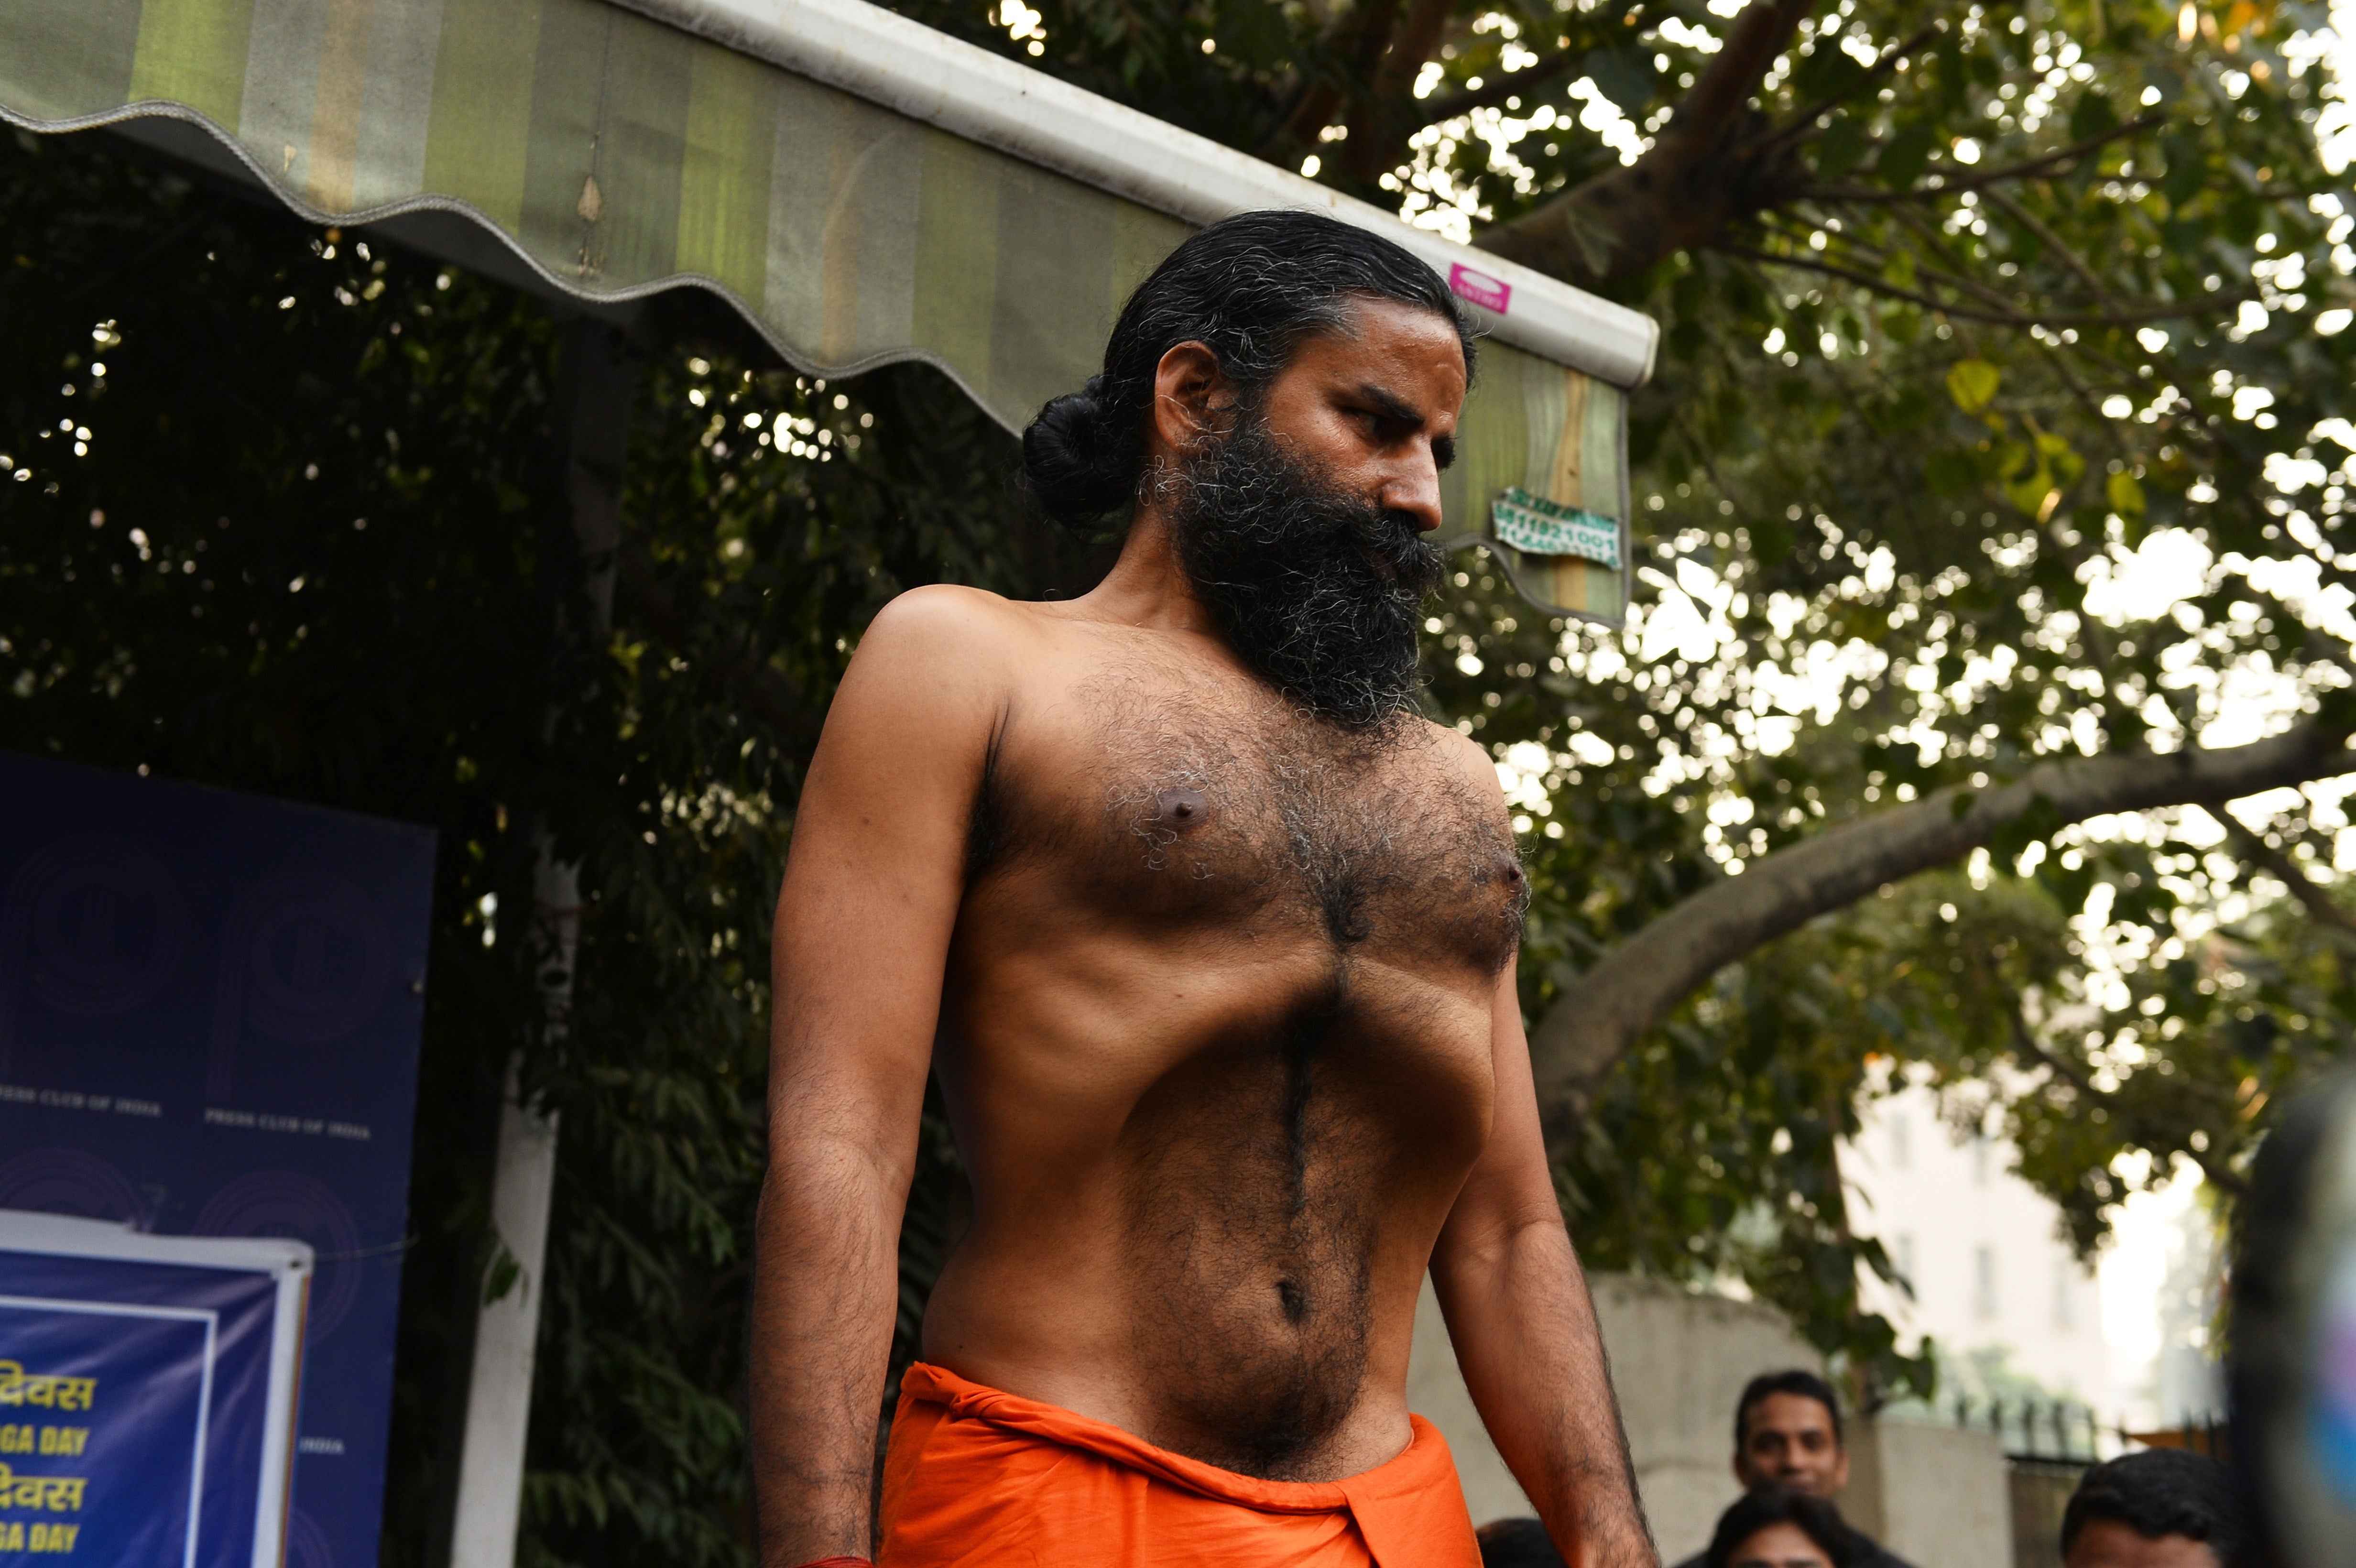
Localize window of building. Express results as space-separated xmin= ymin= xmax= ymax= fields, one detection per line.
xmin=1972 ymin=1132 xmax=1991 ymax=1187
xmin=1896 ymin=1233 xmax=1915 ymax=1291
xmin=1890 ymin=1113 xmax=1910 ymax=1170
xmin=1974 ymin=1246 xmax=1997 ymax=1318
xmin=2055 ymin=1259 xmax=2077 ymax=1330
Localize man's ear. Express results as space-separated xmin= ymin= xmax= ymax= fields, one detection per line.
xmin=1149 ymin=341 xmax=1229 ymax=457
xmin=1830 ymin=1448 xmax=1851 ymax=1492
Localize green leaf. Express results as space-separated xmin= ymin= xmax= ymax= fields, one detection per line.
xmin=1946 ymin=359 xmax=2001 ymax=413
xmin=1816 ymin=114 xmax=1869 ymax=182
xmin=1925 ymin=448 xmax=1978 ymax=495
xmin=1877 ymin=123 xmax=1938 ymax=189
xmin=2162 ymin=132 xmax=2209 ymax=206
xmin=2107 ymin=469 xmax=2147 ymax=518
xmin=2037 ymin=431 xmax=2084 ymax=490
xmin=1582 ymin=46 xmax=1656 ymax=116
xmin=2068 ymin=86 xmax=2120 ymax=146
xmin=1792 ymin=44 xmax=1869 ymax=106
xmin=1217 ymin=0 xmax=1291 ymax=66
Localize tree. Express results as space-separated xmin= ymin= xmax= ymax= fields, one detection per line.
xmin=10 ymin=0 xmax=2356 ymax=1556
xmin=893 ymin=0 xmax=2356 ymax=1376
xmin=0 ymin=127 xmax=1038 ymax=1565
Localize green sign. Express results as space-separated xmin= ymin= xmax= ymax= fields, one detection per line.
xmin=1490 ymin=487 xmax=1621 ymax=570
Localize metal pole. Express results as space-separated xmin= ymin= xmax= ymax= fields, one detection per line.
xmin=447 ymin=319 xmax=638 ymax=1568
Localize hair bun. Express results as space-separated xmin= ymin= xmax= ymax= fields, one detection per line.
xmin=1022 ymin=377 xmax=1142 ymax=524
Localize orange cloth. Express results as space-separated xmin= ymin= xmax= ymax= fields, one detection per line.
xmin=879 ymin=1362 xmax=1482 ymax=1568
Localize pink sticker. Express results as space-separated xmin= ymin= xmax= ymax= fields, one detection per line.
xmin=1449 ymin=263 xmax=1511 ymax=315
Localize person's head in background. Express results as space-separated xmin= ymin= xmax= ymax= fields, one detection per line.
xmin=2061 ymin=1449 xmax=2258 ymax=1568
xmin=1474 ymin=1517 xmax=1563 ymax=1568
xmin=1705 ymin=1488 xmax=1857 ymax=1568
xmin=1732 ymin=1371 xmax=1849 ymax=1499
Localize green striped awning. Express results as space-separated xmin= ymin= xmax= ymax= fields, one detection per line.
xmin=0 ymin=0 xmax=1646 ymax=621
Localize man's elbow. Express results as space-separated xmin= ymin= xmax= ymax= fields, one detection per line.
xmin=764 ymin=1110 xmax=917 ymax=1201
xmin=1440 ymin=1198 xmax=1574 ymax=1280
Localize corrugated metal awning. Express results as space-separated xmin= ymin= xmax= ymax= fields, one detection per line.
xmin=0 ymin=0 xmax=1657 ymax=620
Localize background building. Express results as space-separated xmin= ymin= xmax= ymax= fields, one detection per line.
xmin=1845 ymin=1082 xmax=2113 ymax=1416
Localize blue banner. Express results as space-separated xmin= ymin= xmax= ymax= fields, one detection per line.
xmin=0 ymin=755 xmax=436 ymax=1568
xmin=0 ymin=1219 xmax=310 ymax=1568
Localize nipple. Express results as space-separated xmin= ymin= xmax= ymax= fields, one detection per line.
xmin=1494 ymin=850 xmax=1524 ymax=887
xmin=1156 ymin=785 xmax=1210 ymax=828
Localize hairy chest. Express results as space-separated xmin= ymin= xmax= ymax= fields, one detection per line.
xmin=970 ymin=680 xmax=1527 ymax=972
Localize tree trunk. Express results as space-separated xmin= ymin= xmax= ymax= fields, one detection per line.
xmin=1478 ymin=0 xmax=1818 ymax=286
xmin=1528 ymin=722 xmax=2356 ymax=1150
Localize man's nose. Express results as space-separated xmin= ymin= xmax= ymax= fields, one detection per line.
xmin=1380 ymin=446 xmax=1445 ymax=534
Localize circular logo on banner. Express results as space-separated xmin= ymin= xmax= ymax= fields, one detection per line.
xmin=193 ymin=1170 xmax=366 ymax=1343
xmin=283 ymin=1506 xmax=335 ymax=1568
xmin=8 ymin=835 xmax=185 ymax=1017
xmin=241 ymin=871 xmax=393 ymax=1045
xmin=0 ymin=1147 xmax=149 ymax=1227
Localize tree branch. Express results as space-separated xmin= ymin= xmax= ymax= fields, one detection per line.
xmin=1345 ymin=0 xmax=1459 ymax=179
xmin=2009 ymin=1000 xmax=2254 ymax=1201
xmin=1479 ymin=0 xmax=1818 ymax=285
xmin=1528 ymin=722 xmax=2356 ymax=1149
xmin=1756 ymin=17 xmax=1945 ymax=156
xmin=1978 ymin=184 xmax=2114 ymax=304
xmin=1713 ymin=241 xmax=2251 ymax=328
xmin=1800 ymin=112 xmax=2165 ymax=205
xmin=1280 ymin=0 xmax=1407 ymax=152
xmin=2209 ymin=808 xmax=2356 ymax=937
xmin=1671 ymin=0 xmax=1815 ymax=140
xmin=1756 ymin=218 xmax=2038 ymax=311
xmin=1414 ymin=48 xmax=1587 ymax=127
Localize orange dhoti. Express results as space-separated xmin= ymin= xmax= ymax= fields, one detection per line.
xmin=878 ymin=1362 xmax=1483 ymax=1567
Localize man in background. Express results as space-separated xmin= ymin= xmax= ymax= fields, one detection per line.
xmin=2060 ymin=1449 xmax=2257 ymax=1568
xmin=1667 ymin=1372 xmax=1912 ymax=1568
xmin=1483 ymin=1370 xmax=1908 ymax=1568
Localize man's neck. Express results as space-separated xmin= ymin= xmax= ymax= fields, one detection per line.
xmin=1070 ymin=507 xmax=1219 ymax=638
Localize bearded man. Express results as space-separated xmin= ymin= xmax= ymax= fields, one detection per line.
xmin=752 ymin=209 xmax=1654 ymax=1568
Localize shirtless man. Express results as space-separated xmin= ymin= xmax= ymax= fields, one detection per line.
xmin=752 ymin=210 xmax=1653 ymax=1568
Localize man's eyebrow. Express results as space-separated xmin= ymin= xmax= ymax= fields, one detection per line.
xmin=1356 ymin=383 xmax=1425 ymax=425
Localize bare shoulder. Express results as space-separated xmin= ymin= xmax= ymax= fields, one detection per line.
xmin=817 ymin=585 xmax=1054 ymax=760
xmin=855 ymin=582 xmax=1034 ymax=664
xmin=1419 ymin=719 xmax=1508 ymax=803
xmin=840 ymin=584 xmax=1055 ymax=697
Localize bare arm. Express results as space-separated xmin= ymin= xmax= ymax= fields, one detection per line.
xmin=1432 ymin=955 xmax=1658 ymax=1568
xmin=750 ymin=588 xmax=1007 ymax=1565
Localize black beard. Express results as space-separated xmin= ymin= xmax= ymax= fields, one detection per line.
xmin=1166 ymin=417 xmax=1444 ymax=730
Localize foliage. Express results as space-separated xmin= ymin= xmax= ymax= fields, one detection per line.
xmin=886 ymin=0 xmax=2356 ymax=1386
xmin=12 ymin=0 xmax=2356 ymax=1550
xmin=0 ymin=129 xmax=1029 ymax=1567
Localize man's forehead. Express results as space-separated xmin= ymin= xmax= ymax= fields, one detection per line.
xmin=1289 ymin=303 xmax=1467 ymax=409
xmin=1749 ymin=1393 xmax=1836 ymax=1432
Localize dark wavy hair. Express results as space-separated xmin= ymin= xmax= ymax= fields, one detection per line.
xmin=2060 ymin=1450 xmax=2257 ymax=1568
xmin=1019 ymin=208 xmax=1474 ymax=529
xmin=1734 ymin=1369 xmax=1844 ymax=1449
xmin=1705 ymin=1489 xmax=1858 ymax=1568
